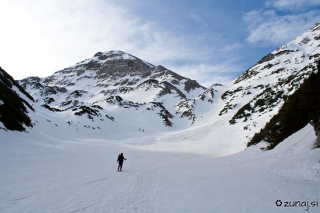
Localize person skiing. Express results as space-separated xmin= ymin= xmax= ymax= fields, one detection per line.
xmin=117 ymin=153 xmax=126 ymax=171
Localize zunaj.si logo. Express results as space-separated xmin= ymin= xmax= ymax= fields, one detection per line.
xmin=275 ymin=199 xmax=319 ymax=211
xmin=275 ymin=200 xmax=282 ymax=207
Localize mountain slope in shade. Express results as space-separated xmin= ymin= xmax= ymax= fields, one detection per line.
xmin=0 ymin=66 xmax=34 ymax=131
xmin=246 ymin=61 xmax=320 ymax=149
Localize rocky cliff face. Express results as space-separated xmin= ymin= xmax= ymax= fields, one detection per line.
xmin=0 ymin=67 xmax=34 ymax=131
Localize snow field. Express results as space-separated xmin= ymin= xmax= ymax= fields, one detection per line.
xmin=1 ymin=122 xmax=319 ymax=213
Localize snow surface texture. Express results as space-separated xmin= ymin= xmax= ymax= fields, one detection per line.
xmin=0 ymin=120 xmax=319 ymax=213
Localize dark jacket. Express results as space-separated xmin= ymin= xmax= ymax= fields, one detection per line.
xmin=117 ymin=155 xmax=126 ymax=163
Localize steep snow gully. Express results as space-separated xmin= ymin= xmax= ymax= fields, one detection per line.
xmin=0 ymin=124 xmax=320 ymax=213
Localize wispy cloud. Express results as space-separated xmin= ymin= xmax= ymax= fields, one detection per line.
xmin=6 ymin=0 xmax=300 ymax=87
xmin=0 ymin=0 xmax=245 ymax=86
xmin=243 ymin=10 xmax=320 ymax=46
xmin=243 ymin=1 xmax=320 ymax=47
xmin=0 ymin=0 xmax=206 ymax=78
xmin=170 ymin=62 xmax=243 ymax=87
xmin=266 ymin=0 xmax=320 ymax=11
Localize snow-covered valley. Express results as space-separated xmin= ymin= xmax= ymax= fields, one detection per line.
xmin=1 ymin=120 xmax=319 ymax=213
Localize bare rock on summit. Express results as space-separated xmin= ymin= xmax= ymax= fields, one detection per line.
xmin=94 ymin=52 xmax=103 ymax=57
xmin=96 ymin=58 xmax=152 ymax=80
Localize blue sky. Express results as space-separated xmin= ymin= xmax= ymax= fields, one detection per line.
xmin=0 ymin=0 xmax=320 ymax=87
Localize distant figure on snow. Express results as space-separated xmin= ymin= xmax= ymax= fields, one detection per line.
xmin=117 ymin=153 xmax=127 ymax=171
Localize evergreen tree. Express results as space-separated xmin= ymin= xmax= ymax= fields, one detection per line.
xmin=248 ymin=61 xmax=320 ymax=149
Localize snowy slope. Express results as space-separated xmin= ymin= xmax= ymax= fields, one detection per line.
xmin=225 ymin=23 xmax=320 ymax=128
xmin=206 ymin=22 xmax=320 ymax=148
xmin=0 ymin=121 xmax=319 ymax=213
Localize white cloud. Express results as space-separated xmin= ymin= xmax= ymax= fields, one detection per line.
xmin=169 ymin=62 xmax=242 ymax=87
xmin=0 ymin=0 xmax=248 ymax=87
xmin=266 ymin=0 xmax=320 ymax=11
xmin=243 ymin=9 xmax=320 ymax=46
xmin=0 ymin=0 xmax=211 ymax=80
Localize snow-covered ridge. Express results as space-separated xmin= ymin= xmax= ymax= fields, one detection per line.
xmin=217 ymin=22 xmax=320 ymax=138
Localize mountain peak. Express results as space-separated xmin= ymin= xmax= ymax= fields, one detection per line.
xmin=73 ymin=50 xmax=139 ymax=68
xmin=92 ymin=50 xmax=136 ymax=61
xmin=94 ymin=50 xmax=124 ymax=56
xmin=47 ymin=50 xmax=206 ymax=92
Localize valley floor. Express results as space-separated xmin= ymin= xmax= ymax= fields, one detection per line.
xmin=1 ymin=125 xmax=320 ymax=213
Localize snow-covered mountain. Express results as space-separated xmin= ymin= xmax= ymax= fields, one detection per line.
xmin=215 ymin=22 xmax=320 ymax=139
xmin=19 ymin=50 xmax=215 ymax=132
xmin=11 ymin=22 xmax=320 ymax=148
